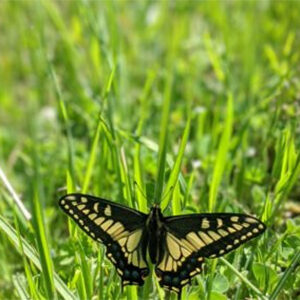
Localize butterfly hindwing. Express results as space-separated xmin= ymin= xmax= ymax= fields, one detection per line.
xmin=155 ymin=213 xmax=266 ymax=293
xmin=155 ymin=231 xmax=204 ymax=294
xmin=59 ymin=193 xmax=150 ymax=286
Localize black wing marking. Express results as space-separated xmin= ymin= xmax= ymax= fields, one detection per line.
xmin=155 ymin=213 xmax=266 ymax=294
xmin=59 ymin=193 xmax=150 ymax=286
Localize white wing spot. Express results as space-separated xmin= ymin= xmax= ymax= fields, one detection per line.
xmin=208 ymin=231 xmax=221 ymax=241
xmin=218 ymin=229 xmax=228 ymax=237
xmin=81 ymin=197 xmax=88 ymax=203
xmin=217 ymin=218 xmax=223 ymax=228
xmin=88 ymin=213 xmax=97 ymax=220
xmin=101 ymin=220 xmax=113 ymax=231
xmin=246 ymin=217 xmax=258 ymax=224
xmin=95 ymin=217 xmax=105 ymax=225
xmin=233 ymin=224 xmax=243 ymax=231
xmin=186 ymin=232 xmax=205 ymax=248
xmin=231 ymin=216 xmax=239 ymax=222
xmin=77 ymin=204 xmax=85 ymax=210
xmin=94 ymin=203 xmax=99 ymax=213
xmin=104 ymin=205 xmax=112 ymax=216
xmin=228 ymin=227 xmax=236 ymax=233
xmin=198 ymin=232 xmax=213 ymax=245
xmin=201 ymin=218 xmax=210 ymax=229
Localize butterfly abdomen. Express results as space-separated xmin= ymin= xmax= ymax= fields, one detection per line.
xmin=147 ymin=206 xmax=166 ymax=264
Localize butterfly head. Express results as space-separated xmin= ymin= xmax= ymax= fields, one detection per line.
xmin=146 ymin=204 xmax=164 ymax=229
xmin=150 ymin=204 xmax=163 ymax=218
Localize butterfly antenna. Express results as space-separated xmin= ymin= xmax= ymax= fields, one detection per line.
xmin=133 ymin=181 xmax=148 ymax=201
xmin=161 ymin=186 xmax=174 ymax=203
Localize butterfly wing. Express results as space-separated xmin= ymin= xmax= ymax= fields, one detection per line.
xmin=155 ymin=213 xmax=266 ymax=293
xmin=59 ymin=193 xmax=150 ymax=286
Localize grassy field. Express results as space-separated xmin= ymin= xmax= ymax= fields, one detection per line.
xmin=0 ymin=1 xmax=300 ymax=299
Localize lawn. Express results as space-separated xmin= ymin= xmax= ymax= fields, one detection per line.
xmin=0 ymin=1 xmax=299 ymax=299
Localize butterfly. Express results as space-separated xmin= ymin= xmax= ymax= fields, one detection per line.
xmin=59 ymin=193 xmax=266 ymax=296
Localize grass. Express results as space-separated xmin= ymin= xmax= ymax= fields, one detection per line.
xmin=0 ymin=1 xmax=300 ymax=299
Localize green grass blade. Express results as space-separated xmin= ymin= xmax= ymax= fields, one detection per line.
xmin=161 ymin=117 xmax=190 ymax=211
xmin=82 ymin=117 xmax=102 ymax=193
xmin=12 ymin=274 xmax=30 ymax=300
xmin=154 ymin=74 xmax=173 ymax=204
xmin=14 ymin=211 xmax=40 ymax=300
xmin=133 ymin=69 xmax=157 ymax=212
xmin=0 ymin=216 xmax=76 ymax=300
xmin=208 ymin=93 xmax=233 ymax=212
xmin=204 ymin=32 xmax=225 ymax=82
xmin=220 ymin=258 xmax=268 ymax=300
xmin=0 ymin=166 xmax=31 ymax=220
xmin=30 ymin=182 xmax=56 ymax=299
xmin=49 ymin=65 xmax=75 ymax=187
xmin=133 ymin=142 xmax=147 ymax=212
xmin=269 ymin=249 xmax=300 ymax=300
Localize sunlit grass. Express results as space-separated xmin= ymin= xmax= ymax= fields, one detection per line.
xmin=0 ymin=1 xmax=300 ymax=300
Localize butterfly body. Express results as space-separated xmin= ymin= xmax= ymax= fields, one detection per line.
xmin=146 ymin=205 xmax=166 ymax=264
xmin=59 ymin=193 xmax=266 ymax=295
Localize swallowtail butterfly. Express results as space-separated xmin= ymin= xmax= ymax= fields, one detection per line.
xmin=59 ymin=194 xmax=266 ymax=296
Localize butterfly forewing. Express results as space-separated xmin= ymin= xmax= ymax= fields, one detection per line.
xmin=59 ymin=193 xmax=150 ymax=286
xmin=155 ymin=213 xmax=266 ymax=292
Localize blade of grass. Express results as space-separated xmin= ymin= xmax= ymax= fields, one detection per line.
xmin=118 ymin=128 xmax=188 ymax=194
xmin=0 ymin=216 xmax=76 ymax=300
xmin=134 ymin=68 xmax=157 ymax=213
xmin=208 ymin=93 xmax=233 ymax=212
xmin=30 ymin=143 xmax=56 ymax=300
xmin=65 ymin=173 xmax=90 ymax=300
xmin=49 ymin=64 xmax=75 ymax=188
xmin=120 ymin=147 xmax=134 ymax=208
xmin=171 ymin=182 xmax=181 ymax=215
xmin=204 ymin=32 xmax=225 ymax=82
xmin=14 ymin=210 xmax=39 ymax=300
xmin=269 ymin=249 xmax=300 ymax=300
xmin=119 ymin=147 xmax=137 ymax=299
xmin=161 ymin=116 xmax=190 ymax=211
xmin=154 ymin=73 xmax=173 ymax=204
xmin=12 ymin=274 xmax=30 ymax=300
xmin=220 ymin=257 xmax=268 ymax=300
xmin=82 ymin=116 xmax=102 ymax=193
xmin=0 ymin=166 xmax=31 ymax=220
xmin=270 ymin=130 xmax=300 ymax=221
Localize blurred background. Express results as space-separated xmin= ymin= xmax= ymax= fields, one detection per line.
xmin=0 ymin=1 xmax=299 ymax=299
